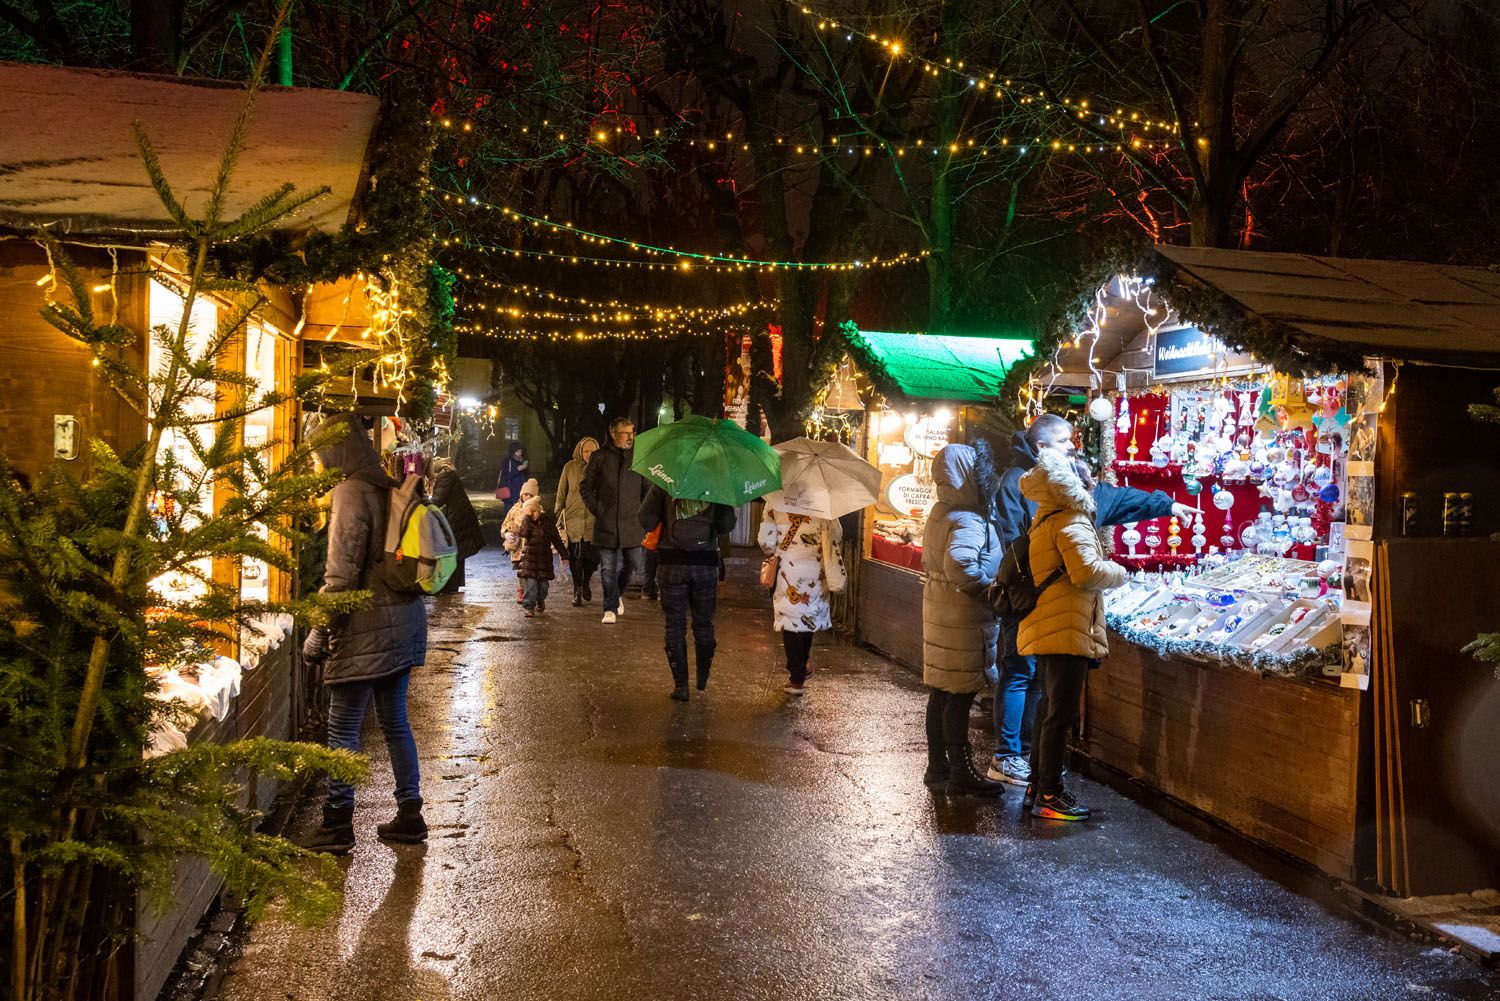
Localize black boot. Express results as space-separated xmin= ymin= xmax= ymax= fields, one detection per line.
xmin=571 ymin=586 xmax=583 ymax=607
xmin=299 ymin=804 xmax=355 ymax=854
xmin=943 ymin=692 xmax=1005 ymax=797
xmin=668 ymin=648 xmax=690 ymax=700
xmin=581 ymin=579 xmax=592 ymax=602
xmin=923 ymin=690 xmax=950 ymax=788
xmin=695 ymin=643 xmax=715 ymax=691
xmin=376 ymin=798 xmax=428 ymax=843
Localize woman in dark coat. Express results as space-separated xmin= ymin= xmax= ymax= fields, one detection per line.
xmin=427 ymin=456 xmax=485 ymax=593
xmin=497 ymin=442 xmax=529 ymax=514
xmin=300 ymin=413 xmax=428 ymax=854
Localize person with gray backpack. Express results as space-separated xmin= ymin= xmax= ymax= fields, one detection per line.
xmin=299 ymin=413 xmax=434 ymax=854
xmin=639 ymin=485 xmax=736 ymax=700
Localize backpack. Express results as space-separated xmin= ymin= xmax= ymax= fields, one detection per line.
xmin=665 ymin=500 xmax=716 ymax=551
xmin=379 ymin=474 xmax=459 ymax=595
xmin=987 ymin=509 xmax=1065 ymax=621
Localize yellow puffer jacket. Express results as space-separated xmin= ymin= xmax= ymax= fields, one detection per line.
xmin=1015 ymin=448 xmax=1127 ymax=660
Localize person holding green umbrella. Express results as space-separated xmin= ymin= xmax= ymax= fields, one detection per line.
xmin=632 ymin=416 xmax=781 ymax=700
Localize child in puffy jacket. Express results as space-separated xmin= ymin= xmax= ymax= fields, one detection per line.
xmin=515 ymin=496 xmax=568 ymax=617
xmin=501 ymin=478 xmax=540 ymax=603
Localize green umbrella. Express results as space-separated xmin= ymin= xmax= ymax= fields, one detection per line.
xmin=631 ymin=416 xmax=782 ymax=505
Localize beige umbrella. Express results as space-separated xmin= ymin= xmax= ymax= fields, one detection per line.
xmin=762 ymin=437 xmax=882 ymax=520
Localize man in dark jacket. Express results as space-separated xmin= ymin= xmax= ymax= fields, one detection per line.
xmin=581 ymin=417 xmax=648 ymax=623
xmin=988 ymin=414 xmax=1192 ymax=786
xmin=300 ymin=413 xmax=428 ymax=854
xmin=428 ymin=457 xmax=485 ymax=593
xmin=639 ymin=485 xmax=737 ymax=700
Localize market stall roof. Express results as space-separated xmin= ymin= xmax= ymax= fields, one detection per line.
xmin=1156 ymin=246 xmax=1500 ymax=364
xmin=844 ymin=328 xmax=1033 ymax=403
xmin=0 ymin=62 xmax=379 ymax=237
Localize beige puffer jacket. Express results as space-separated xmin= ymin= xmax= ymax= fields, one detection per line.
xmin=1015 ymin=448 xmax=1127 ymax=661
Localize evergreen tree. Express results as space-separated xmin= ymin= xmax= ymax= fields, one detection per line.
xmin=0 ymin=12 xmax=376 ymax=999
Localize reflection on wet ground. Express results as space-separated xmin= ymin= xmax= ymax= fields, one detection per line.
xmin=219 ymin=550 xmax=1500 ymax=1001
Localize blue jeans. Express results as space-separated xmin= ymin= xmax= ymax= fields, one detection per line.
xmin=994 ymin=650 xmax=1039 ymax=758
xmin=522 ymin=576 xmax=549 ymax=610
xmin=325 ymin=670 xmax=420 ymax=810
xmin=658 ymin=563 xmax=719 ymax=677
xmin=598 ymin=546 xmax=644 ymax=612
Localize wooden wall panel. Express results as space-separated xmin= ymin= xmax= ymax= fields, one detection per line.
xmin=855 ymin=558 xmax=924 ymax=671
xmin=0 ymin=242 xmax=147 ymax=479
xmin=1086 ymin=641 xmax=1361 ymax=881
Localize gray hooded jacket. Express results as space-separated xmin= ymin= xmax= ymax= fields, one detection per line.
xmin=315 ymin=415 xmax=427 ymax=685
xmin=920 ymin=444 xmax=1002 ymax=694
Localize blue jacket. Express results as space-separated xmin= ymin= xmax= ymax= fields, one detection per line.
xmin=993 ymin=431 xmax=1173 ymax=653
xmin=994 ymin=431 xmax=1174 ymax=550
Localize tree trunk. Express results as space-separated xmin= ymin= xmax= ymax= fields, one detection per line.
xmin=130 ymin=0 xmax=181 ymax=73
xmin=1190 ymin=0 xmax=1242 ymax=248
xmin=927 ymin=0 xmax=968 ymax=329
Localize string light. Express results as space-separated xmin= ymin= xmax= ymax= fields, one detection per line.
xmin=438 ymin=233 xmax=930 ymax=273
xmin=448 ymin=269 xmax=778 ymax=317
xmin=438 ymin=192 xmax=926 ymax=270
xmin=452 ymin=321 xmax=725 ymax=342
xmin=787 ymin=0 xmax=1182 ymax=147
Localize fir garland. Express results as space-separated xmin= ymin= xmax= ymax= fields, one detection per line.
xmin=1107 ymin=614 xmax=1340 ymax=677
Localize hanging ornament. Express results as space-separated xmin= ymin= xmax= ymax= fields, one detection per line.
xmin=1088 ymin=396 xmax=1115 ymax=422
xmin=1121 ymin=523 xmax=1142 ymax=556
xmin=1185 ymin=478 xmax=1203 ymax=496
xmin=1166 ymin=516 xmax=1182 ymax=553
xmin=1212 ymin=485 xmax=1237 ymax=511
xmin=1116 ymin=395 xmax=1131 ymax=435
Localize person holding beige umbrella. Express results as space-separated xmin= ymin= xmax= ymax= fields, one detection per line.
xmin=758 ymin=438 xmax=880 ymax=695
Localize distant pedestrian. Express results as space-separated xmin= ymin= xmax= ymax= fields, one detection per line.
xmin=640 ymin=485 xmax=736 ymax=699
xmin=515 ymin=496 xmax=569 ymax=617
xmin=758 ymin=501 xmax=846 ymax=695
xmin=299 ymin=413 xmax=427 ymax=853
xmin=497 ymin=442 xmax=529 ymax=514
xmin=554 ymin=436 xmax=599 ymax=606
xmin=502 ymin=477 xmax=541 ymax=603
xmin=1017 ymin=451 xmax=1127 ymax=821
xmin=920 ymin=442 xmax=1007 ymax=797
xmin=427 ymin=457 xmax=485 ymax=593
xmin=581 ymin=417 xmax=648 ymax=624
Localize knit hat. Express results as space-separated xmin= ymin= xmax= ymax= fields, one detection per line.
xmin=521 ymin=477 xmax=540 ymax=499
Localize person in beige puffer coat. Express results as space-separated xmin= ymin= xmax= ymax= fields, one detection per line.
xmin=1017 ymin=447 xmax=1127 ymax=821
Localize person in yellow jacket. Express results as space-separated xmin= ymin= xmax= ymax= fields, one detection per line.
xmin=1016 ymin=447 xmax=1127 ymax=821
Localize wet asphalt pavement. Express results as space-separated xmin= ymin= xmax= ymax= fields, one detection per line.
xmin=218 ymin=549 xmax=1499 ymax=1001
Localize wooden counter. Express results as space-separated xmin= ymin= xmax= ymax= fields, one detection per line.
xmin=1086 ymin=640 xmax=1361 ymax=881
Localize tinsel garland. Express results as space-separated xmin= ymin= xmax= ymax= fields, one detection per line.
xmin=1107 ymin=614 xmax=1340 ymax=677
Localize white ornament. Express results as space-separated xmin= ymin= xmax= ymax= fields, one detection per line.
xmin=1089 ymin=396 xmax=1115 ymax=422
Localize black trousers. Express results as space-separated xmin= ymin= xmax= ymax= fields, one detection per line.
xmin=1028 ymin=654 xmax=1092 ymax=797
xmin=659 ymin=564 xmax=718 ymax=683
xmin=567 ymin=541 xmax=597 ymax=590
xmin=782 ymin=631 xmax=815 ymax=684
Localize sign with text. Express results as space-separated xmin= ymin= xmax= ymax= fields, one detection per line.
xmin=885 ymin=473 xmax=937 ymax=517
xmin=902 ymin=416 xmax=951 ymax=458
xmin=1152 ymin=326 xmax=1251 ymax=379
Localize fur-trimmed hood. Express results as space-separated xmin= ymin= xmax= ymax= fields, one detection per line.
xmin=932 ymin=440 xmax=1000 ymax=517
xmin=1019 ymin=447 xmax=1095 ymax=517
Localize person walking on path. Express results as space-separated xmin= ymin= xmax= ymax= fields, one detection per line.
xmin=299 ymin=413 xmax=428 ymax=854
xmin=427 ymin=456 xmax=485 ymax=594
xmin=1018 ymin=451 xmax=1128 ymax=821
xmin=555 ymin=436 xmax=600 ymax=606
xmin=515 ymin=496 xmax=569 ymax=617
xmin=640 ymin=485 xmax=736 ymax=700
xmin=501 ymin=478 xmax=541 ymax=604
xmin=497 ymin=442 xmax=529 ymax=514
xmin=988 ymin=415 xmax=1189 ymax=787
xmin=920 ymin=442 xmax=1007 ymax=797
xmin=581 ymin=417 xmax=647 ymax=624
xmin=758 ymin=501 xmax=846 ymax=695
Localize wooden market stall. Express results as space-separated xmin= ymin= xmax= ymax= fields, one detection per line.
xmin=1042 ymin=248 xmax=1500 ymax=894
xmin=816 ymin=328 xmax=1032 ymax=669
xmin=0 ymin=62 xmax=380 ymax=1000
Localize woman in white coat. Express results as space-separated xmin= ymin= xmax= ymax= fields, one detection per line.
xmin=758 ymin=501 xmax=846 ymax=695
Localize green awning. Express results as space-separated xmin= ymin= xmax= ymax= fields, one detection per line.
xmin=843 ymin=328 xmax=1034 ymax=404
